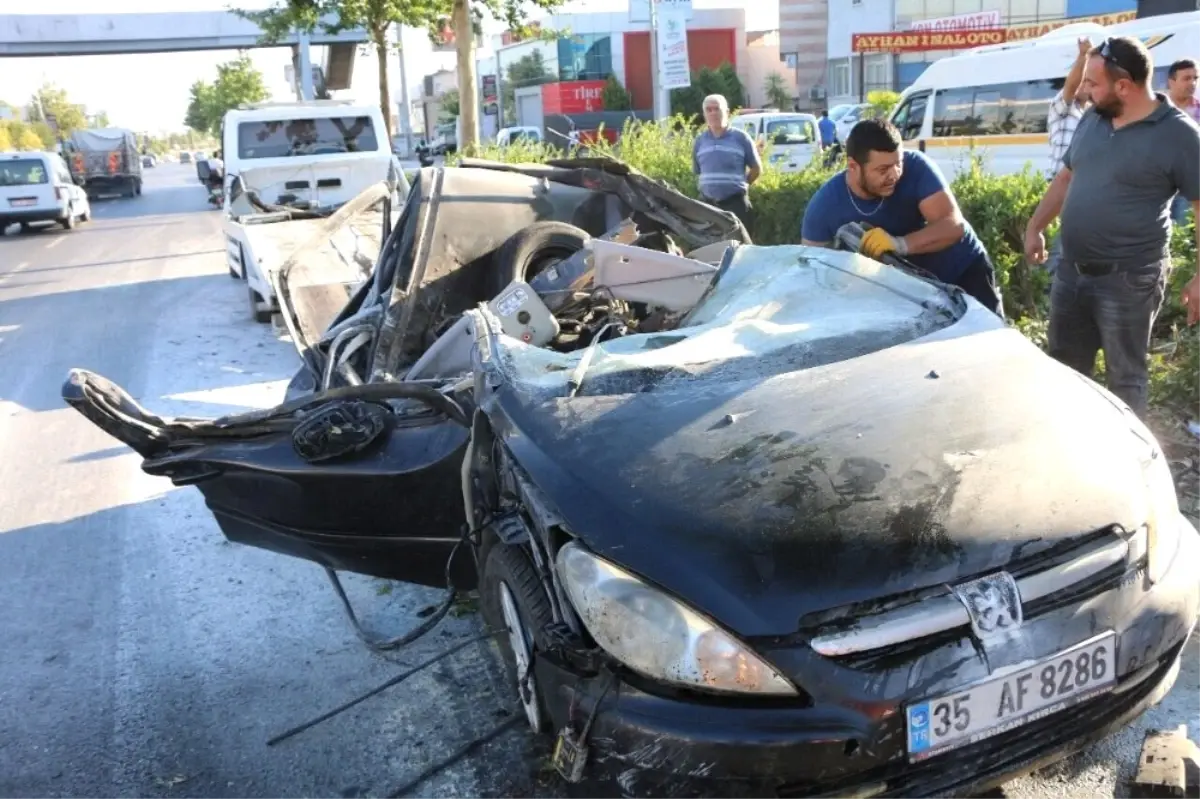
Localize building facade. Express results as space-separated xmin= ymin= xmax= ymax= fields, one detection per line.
xmin=779 ymin=0 xmax=830 ymax=109
xmin=893 ymin=0 xmax=1141 ymax=89
xmin=478 ymin=8 xmax=750 ymax=116
xmin=825 ymin=0 xmax=896 ymax=108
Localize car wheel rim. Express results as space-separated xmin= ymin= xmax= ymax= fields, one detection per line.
xmin=499 ymin=581 xmax=542 ymax=733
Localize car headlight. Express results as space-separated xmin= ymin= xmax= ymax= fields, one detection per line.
xmin=556 ymin=542 xmax=798 ymax=696
xmin=1128 ymin=447 xmax=1182 ymax=584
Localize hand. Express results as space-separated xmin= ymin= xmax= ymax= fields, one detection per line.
xmin=861 ymin=227 xmax=908 ymax=259
xmin=1078 ymin=37 xmax=1092 ymax=58
xmin=1024 ymin=228 xmax=1047 ymax=265
xmin=1183 ymin=273 xmax=1200 ymax=326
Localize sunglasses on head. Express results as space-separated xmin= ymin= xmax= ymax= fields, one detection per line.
xmin=1096 ymin=38 xmax=1132 ymax=77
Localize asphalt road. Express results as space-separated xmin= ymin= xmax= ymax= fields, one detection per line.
xmin=0 ymin=164 xmax=543 ymax=799
xmin=0 ymin=162 xmax=1195 ymax=799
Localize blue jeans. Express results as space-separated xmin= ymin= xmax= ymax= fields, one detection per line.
xmin=1048 ymin=258 xmax=1168 ymax=418
xmin=1171 ymin=192 xmax=1191 ymax=224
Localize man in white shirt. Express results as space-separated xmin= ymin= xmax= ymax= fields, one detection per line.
xmin=1167 ymin=59 xmax=1198 ymax=223
xmin=1043 ymin=38 xmax=1092 ymax=285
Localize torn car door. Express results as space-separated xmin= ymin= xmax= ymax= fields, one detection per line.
xmin=61 ymin=369 xmax=474 ymax=589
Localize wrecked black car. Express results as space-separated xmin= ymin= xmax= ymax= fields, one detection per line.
xmin=63 ymin=158 xmax=1199 ymax=797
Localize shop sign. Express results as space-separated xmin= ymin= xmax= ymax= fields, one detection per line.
xmin=1004 ymin=11 xmax=1136 ymax=41
xmin=909 ymin=10 xmax=1002 ymax=31
xmin=542 ymin=80 xmax=608 ymax=115
xmin=852 ymin=29 xmax=1006 ymax=53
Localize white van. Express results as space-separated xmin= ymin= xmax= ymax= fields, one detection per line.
xmin=887 ymin=10 xmax=1200 ymax=180
xmin=496 ymin=126 xmax=543 ymax=146
xmin=729 ymin=111 xmax=824 ymax=172
xmin=0 ymin=151 xmax=91 ymax=233
xmin=219 ymin=100 xmax=406 ymax=321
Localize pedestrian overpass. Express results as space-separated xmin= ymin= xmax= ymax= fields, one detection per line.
xmin=0 ymin=12 xmax=369 ymax=95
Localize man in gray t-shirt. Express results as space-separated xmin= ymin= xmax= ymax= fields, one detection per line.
xmin=692 ymin=94 xmax=761 ymax=228
xmin=1024 ymin=36 xmax=1200 ymax=418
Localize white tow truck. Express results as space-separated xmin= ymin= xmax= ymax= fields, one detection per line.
xmin=220 ymin=100 xmax=409 ymax=322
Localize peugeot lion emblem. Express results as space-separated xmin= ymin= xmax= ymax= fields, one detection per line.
xmin=950 ymin=572 xmax=1023 ymax=641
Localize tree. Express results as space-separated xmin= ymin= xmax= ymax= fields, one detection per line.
xmin=500 ymin=50 xmax=555 ymax=125
xmin=601 ymin=74 xmax=632 ymax=112
xmin=763 ymin=73 xmax=791 ymax=110
xmin=669 ymin=62 xmax=746 ymax=120
xmin=26 ymin=83 xmax=87 ymax=135
xmin=867 ymin=90 xmax=901 ymax=119
xmin=92 ymin=111 xmax=112 ymax=128
xmin=185 ymin=80 xmax=218 ymax=134
xmin=17 ymin=127 xmax=44 ymax=150
xmin=183 ymin=55 xmax=269 ymax=136
xmin=237 ymin=0 xmax=566 ymax=151
xmin=438 ymin=88 xmax=460 ymax=120
xmin=0 ymin=125 xmax=12 ymax=151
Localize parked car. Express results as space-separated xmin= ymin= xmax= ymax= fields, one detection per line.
xmin=61 ymin=157 xmax=1199 ymax=798
xmin=0 ymin=150 xmax=91 ymax=232
xmin=835 ymin=103 xmax=885 ymax=146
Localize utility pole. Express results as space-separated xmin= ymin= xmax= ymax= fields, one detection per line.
xmin=649 ymin=0 xmax=664 ymax=121
xmin=297 ymin=29 xmax=315 ymax=101
xmin=395 ymin=23 xmax=414 ymax=155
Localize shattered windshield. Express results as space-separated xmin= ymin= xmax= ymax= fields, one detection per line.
xmin=489 ymin=245 xmax=961 ymax=399
xmin=237 ymin=116 xmax=379 ymax=159
xmin=0 ymin=159 xmax=48 ymax=186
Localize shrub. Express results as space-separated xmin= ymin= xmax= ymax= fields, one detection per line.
xmin=462 ymin=118 xmax=1198 ymax=415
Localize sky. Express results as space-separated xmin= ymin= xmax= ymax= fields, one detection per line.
xmin=0 ymin=0 xmax=778 ymax=134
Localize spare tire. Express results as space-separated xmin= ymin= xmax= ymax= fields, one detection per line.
xmin=493 ymin=221 xmax=590 ymax=296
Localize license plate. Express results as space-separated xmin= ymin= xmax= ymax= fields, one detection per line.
xmin=8 ymin=198 xmax=35 ymax=207
xmin=905 ymin=631 xmax=1117 ymax=761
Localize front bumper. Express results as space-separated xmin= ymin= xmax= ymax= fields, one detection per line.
xmin=539 ymin=517 xmax=1200 ymax=797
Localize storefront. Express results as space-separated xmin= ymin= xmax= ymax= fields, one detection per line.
xmin=480 ymin=8 xmax=748 ymax=118
xmin=892 ymin=2 xmax=1139 ymax=90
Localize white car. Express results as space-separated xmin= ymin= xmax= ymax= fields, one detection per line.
xmin=0 ymin=151 xmax=91 ymax=233
xmin=835 ymin=103 xmax=885 ymax=145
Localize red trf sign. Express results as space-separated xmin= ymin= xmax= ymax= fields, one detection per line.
xmin=542 ymin=80 xmax=608 ymax=115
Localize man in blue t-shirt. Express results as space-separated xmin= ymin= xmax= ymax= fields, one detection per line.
xmin=818 ymin=109 xmax=837 ymax=147
xmin=800 ymin=119 xmax=1003 ymax=316
xmin=693 ymin=94 xmax=761 ymax=228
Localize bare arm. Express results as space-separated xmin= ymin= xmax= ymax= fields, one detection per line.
xmin=903 ymin=190 xmax=966 ymax=255
xmin=1028 ymin=167 xmax=1073 ymax=234
xmin=1063 ymin=39 xmax=1091 ymax=104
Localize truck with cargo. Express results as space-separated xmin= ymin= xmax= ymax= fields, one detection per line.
xmin=220 ymin=100 xmax=409 ymax=323
xmin=63 ymin=128 xmax=144 ymax=199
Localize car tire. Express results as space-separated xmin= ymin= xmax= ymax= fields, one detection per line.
xmin=480 ymin=540 xmax=555 ymax=736
xmin=18 ymin=222 xmax=32 ymax=234
xmin=80 ymin=205 xmax=90 ymax=222
xmin=61 ymin=207 xmax=76 ymax=230
xmin=495 ymin=221 xmax=590 ymax=296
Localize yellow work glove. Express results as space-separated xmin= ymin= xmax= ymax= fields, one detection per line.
xmin=861 ymin=227 xmax=908 ymax=259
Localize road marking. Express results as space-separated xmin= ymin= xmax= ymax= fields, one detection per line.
xmin=0 ymin=262 xmax=31 ymax=284
xmin=45 ymin=237 xmax=64 ymax=250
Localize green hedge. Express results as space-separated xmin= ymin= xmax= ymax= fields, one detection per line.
xmin=456 ymin=116 xmax=1198 ymax=415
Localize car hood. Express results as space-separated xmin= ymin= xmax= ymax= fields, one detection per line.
xmin=486 ymin=304 xmax=1154 ymax=639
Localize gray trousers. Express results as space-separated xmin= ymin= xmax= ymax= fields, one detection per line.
xmin=1048 ymin=258 xmax=1168 ymax=418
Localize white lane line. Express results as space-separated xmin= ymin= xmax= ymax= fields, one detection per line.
xmin=45 ymin=237 xmax=64 ymax=249
xmin=0 ymin=261 xmax=31 ymax=284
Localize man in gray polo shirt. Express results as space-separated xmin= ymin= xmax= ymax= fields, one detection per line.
xmin=1024 ymin=36 xmax=1200 ymax=418
xmin=692 ymin=94 xmax=761 ymax=228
